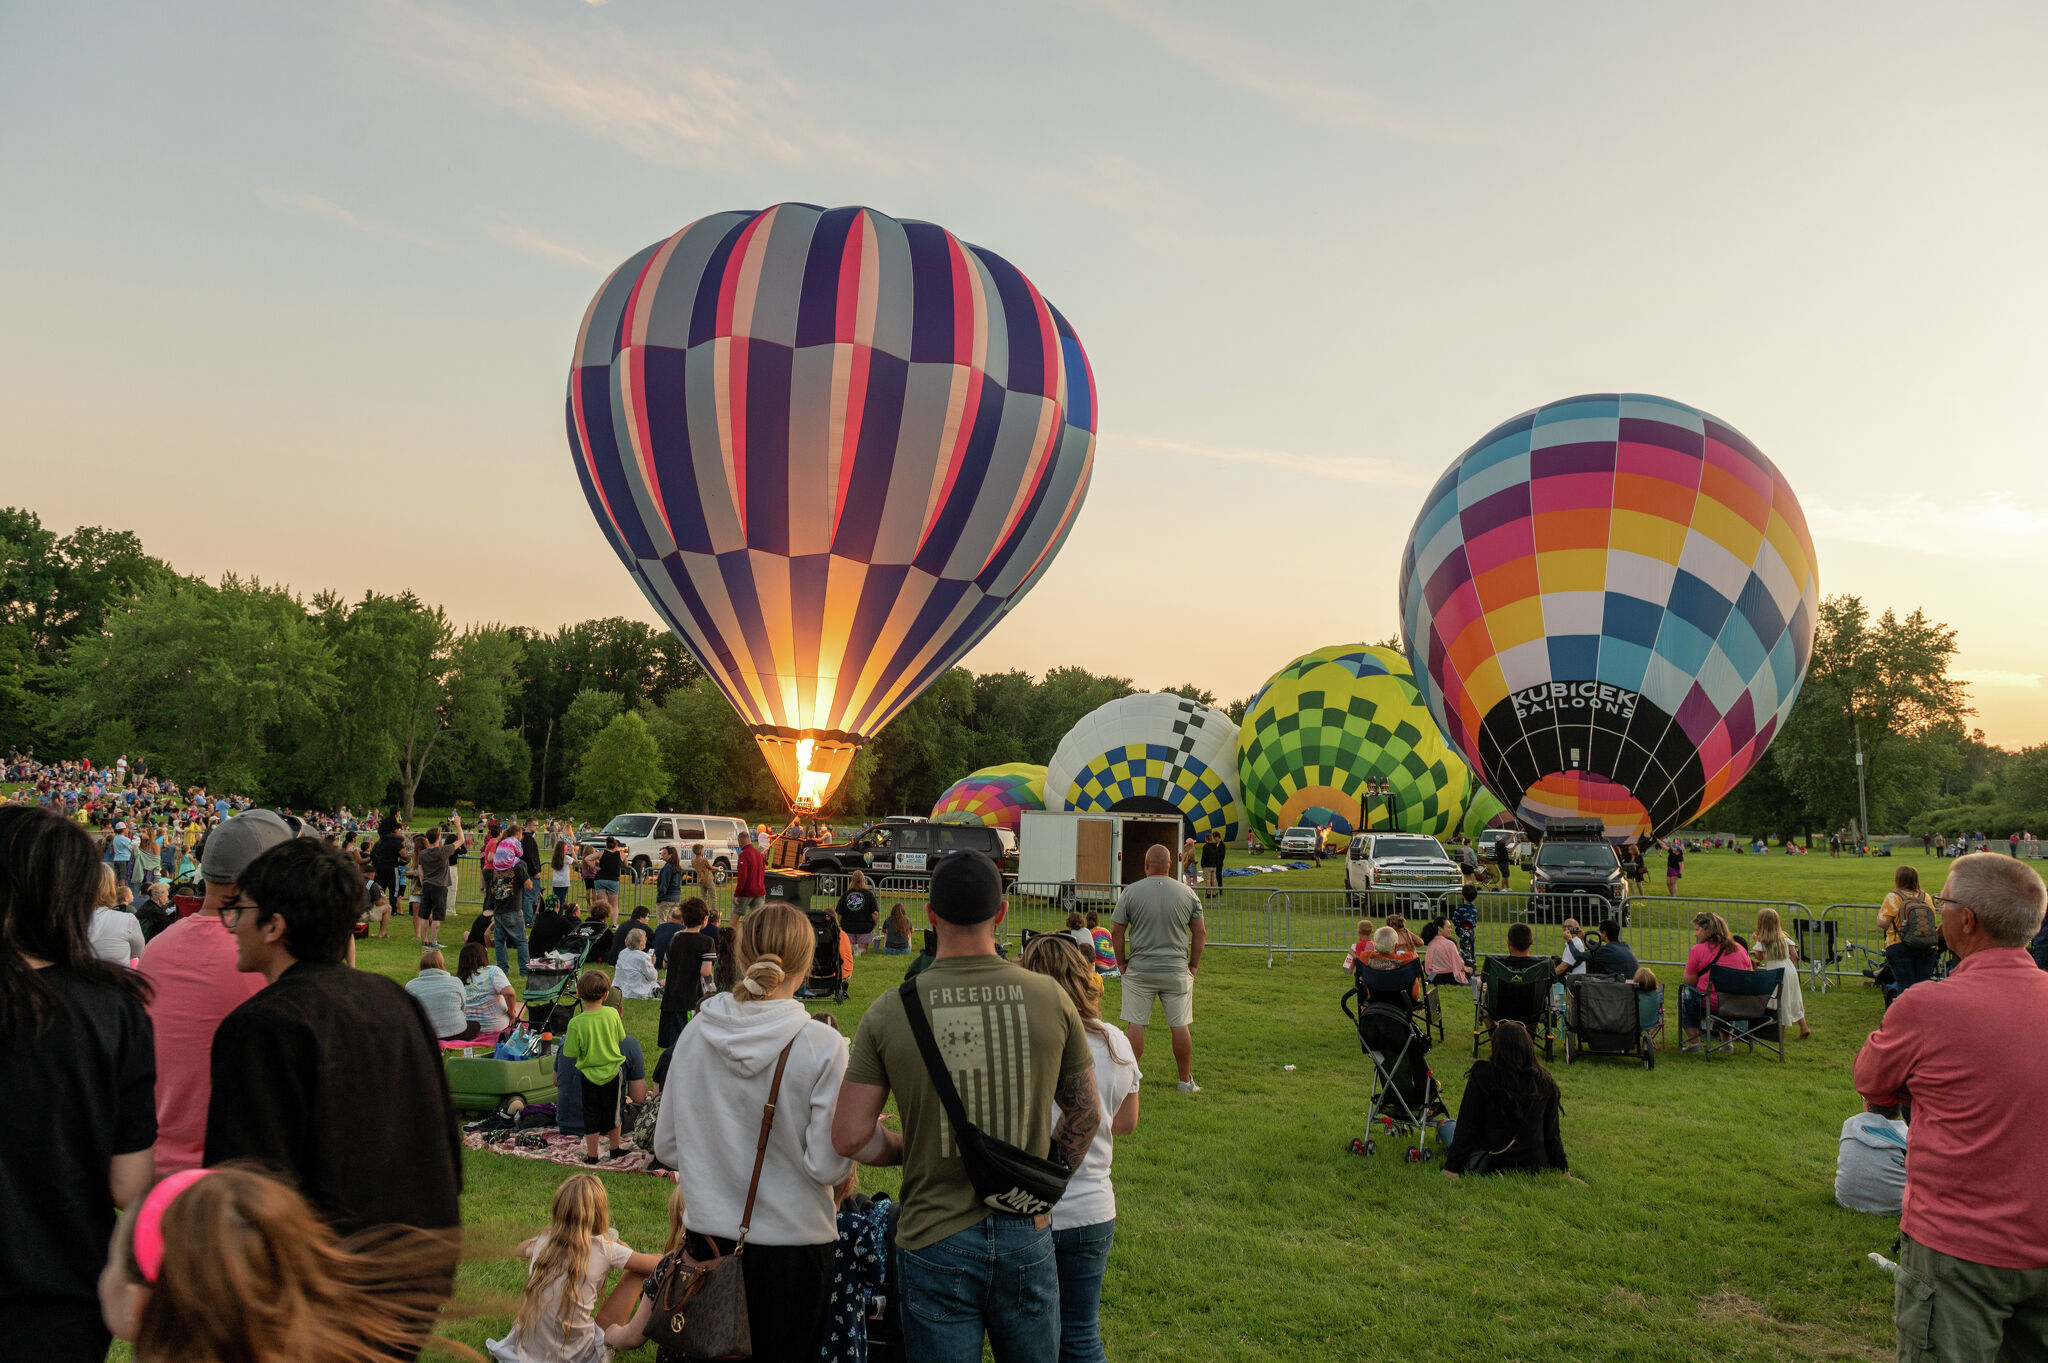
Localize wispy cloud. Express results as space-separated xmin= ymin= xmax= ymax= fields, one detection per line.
xmin=257 ymin=188 xmax=444 ymax=249
xmin=1958 ymin=670 xmax=2043 ymax=690
xmin=1809 ymin=494 xmax=2048 ymax=561
xmin=485 ymin=223 xmax=602 ymax=269
xmin=1085 ymin=0 xmax=1473 ymax=140
xmin=1124 ymin=434 xmax=1432 ymax=487
xmin=364 ymin=1 xmax=895 ymax=173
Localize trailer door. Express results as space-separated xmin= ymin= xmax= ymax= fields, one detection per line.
xmin=1076 ymin=818 xmax=1113 ymax=887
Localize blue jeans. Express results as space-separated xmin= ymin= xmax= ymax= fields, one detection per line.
xmin=496 ymin=908 xmax=530 ymax=975
xmin=521 ymin=882 xmax=539 ymax=925
xmin=1051 ymin=1220 xmax=1114 ymax=1363
xmin=1886 ymin=944 xmax=1940 ymax=995
xmin=899 ymin=1215 xmax=1057 ymax=1362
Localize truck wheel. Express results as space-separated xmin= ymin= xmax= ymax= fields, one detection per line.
xmin=631 ymin=857 xmax=652 ymax=880
xmin=713 ymin=860 xmax=731 ymax=885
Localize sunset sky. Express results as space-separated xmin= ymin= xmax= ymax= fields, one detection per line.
xmin=6 ymin=1 xmax=2046 ymax=744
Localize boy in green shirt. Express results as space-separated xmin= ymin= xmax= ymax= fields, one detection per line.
xmin=561 ymin=968 xmax=628 ymax=1162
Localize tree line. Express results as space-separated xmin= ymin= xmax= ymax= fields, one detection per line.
xmin=1 ymin=505 xmax=2025 ymax=834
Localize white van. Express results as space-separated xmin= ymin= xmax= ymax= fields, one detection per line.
xmin=597 ymin=813 xmax=751 ymax=882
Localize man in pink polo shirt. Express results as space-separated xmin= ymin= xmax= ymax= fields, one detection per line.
xmin=137 ymin=810 xmax=295 ymax=1174
xmin=1854 ymin=852 xmax=2048 ymax=1363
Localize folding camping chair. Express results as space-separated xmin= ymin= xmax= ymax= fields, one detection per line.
xmin=1474 ymin=955 xmax=1559 ymax=1061
xmin=1563 ymin=974 xmax=1654 ymax=1069
xmin=1795 ymin=915 xmax=1839 ymax=995
xmin=1702 ymin=965 xmax=1785 ymax=1061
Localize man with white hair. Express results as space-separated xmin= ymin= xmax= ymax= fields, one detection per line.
xmin=1853 ymin=852 xmax=2048 ymax=1362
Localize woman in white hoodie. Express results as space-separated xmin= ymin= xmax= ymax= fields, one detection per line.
xmin=652 ymin=902 xmax=853 ymax=1361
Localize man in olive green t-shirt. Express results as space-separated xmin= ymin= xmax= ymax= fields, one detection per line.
xmin=833 ymin=852 xmax=1096 ymax=1362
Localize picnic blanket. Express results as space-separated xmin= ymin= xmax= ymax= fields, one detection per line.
xmin=463 ymin=1129 xmax=664 ymax=1175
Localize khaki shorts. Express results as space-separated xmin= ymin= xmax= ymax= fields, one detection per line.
xmin=1120 ymin=970 xmax=1194 ymax=1028
xmin=1895 ymin=1232 xmax=2048 ymax=1363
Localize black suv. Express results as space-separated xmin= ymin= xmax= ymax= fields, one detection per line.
xmin=803 ymin=819 xmax=1013 ymax=892
xmin=1527 ymin=818 xmax=1629 ymax=924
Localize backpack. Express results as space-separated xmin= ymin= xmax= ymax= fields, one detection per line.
xmin=1898 ymin=894 xmax=1941 ymax=950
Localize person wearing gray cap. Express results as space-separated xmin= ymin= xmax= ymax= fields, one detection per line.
xmin=137 ymin=809 xmax=295 ymax=1175
xmin=833 ymin=851 xmax=1098 ymax=1362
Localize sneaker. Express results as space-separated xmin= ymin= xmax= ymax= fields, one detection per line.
xmin=581 ymin=1154 xmax=601 ymax=1165
xmin=1177 ymin=1078 xmax=1202 ymax=1095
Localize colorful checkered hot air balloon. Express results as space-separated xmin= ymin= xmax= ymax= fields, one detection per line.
xmin=1399 ymin=394 xmax=1818 ymax=842
xmin=931 ymin=763 xmax=1046 ymax=831
xmin=567 ymin=205 xmax=1096 ymax=811
xmin=1459 ymin=787 xmax=1512 ymax=840
xmin=1046 ymin=694 xmax=1241 ymax=842
xmin=1236 ymin=645 xmax=1472 ymax=848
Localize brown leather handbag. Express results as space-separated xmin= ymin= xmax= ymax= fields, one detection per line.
xmin=644 ymin=1035 xmax=799 ymax=1360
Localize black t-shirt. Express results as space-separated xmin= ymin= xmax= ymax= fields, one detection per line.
xmin=530 ymin=908 xmax=575 ymax=957
xmin=1200 ymin=840 xmax=1226 ymax=870
xmin=0 ymin=968 xmax=156 ymax=1309
xmin=661 ymin=930 xmax=717 ymax=1015
xmin=598 ymin=849 xmax=624 ymax=881
xmin=1667 ymin=845 xmax=1685 ymax=871
xmin=838 ymin=888 xmax=879 ymax=934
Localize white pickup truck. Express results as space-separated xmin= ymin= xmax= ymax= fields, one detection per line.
xmin=1344 ymin=832 xmax=1464 ymax=910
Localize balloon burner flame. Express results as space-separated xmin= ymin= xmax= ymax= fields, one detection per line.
xmin=794 ymin=738 xmax=831 ymax=809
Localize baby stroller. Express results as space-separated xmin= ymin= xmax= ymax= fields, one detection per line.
xmin=1341 ymin=961 xmax=1446 ymax=1161
xmin=521 ymin=940 xmax=592 ymax=1033
xmin=799 ymin=908 xmax=850 ymax=1002
xmin=1563 ymin=974 xmax=1656 ymax=1069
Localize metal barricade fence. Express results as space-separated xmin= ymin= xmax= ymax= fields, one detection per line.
xmin=426 ymin=860 xmax=1814 ymax=989
xmin=1817 ymin=902 xmax=1889 ymax=991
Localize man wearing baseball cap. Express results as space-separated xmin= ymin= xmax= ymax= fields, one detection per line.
xmin=137 ymin=810 xmax=297 ymax=1174
xmin=833 ymin=852 xmax=1097 ymax=1360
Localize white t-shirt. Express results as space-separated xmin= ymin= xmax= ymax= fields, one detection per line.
xmin=464 ymin=964 xmax=513 ymax=1030
xmin=88 ymin=907 xmax=146 ymax=964
xmin=1560 ymin=935 xmax=1590 ymax=975
xmin=615 ymin=948 xmax=660 ymax=999
xmin=1049 ymin=1025 xmax=1141 ymax=1230
xmin=487 ymin=1232 xmax=633 ymax=1363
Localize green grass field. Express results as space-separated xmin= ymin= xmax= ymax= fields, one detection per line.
xmin=330 ymin=847 xmax=1984 ymax=1362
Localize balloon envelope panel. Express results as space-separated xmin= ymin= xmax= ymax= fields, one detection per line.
xmin=1046 ymin=694 xmax=1242 ymax=842
xmin=931 ymin=763 xmax=1046 ymax=831
xmin=1237 ymin=644 xmax=1471 ymax=847
xmin=567 ymin=205 xmax=1096 ymax=807
xmin=1398 ymin=394 xmax=1818 ymax=841
xmin=1459 ymin=787 xmax=1513 ymax=839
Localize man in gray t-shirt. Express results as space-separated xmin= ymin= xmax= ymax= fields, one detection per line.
xmin=1112 ymin=842 xmax=1207 ymax=1094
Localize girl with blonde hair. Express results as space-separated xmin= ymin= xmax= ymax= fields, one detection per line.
xmin=489 ymin=1173 xmax=657 ymax=1363
xmin=101 ymin=1164 xmax=469 ymax=1363
xmin=1020 ymin=932 xmax=1140 ymax=1363
xmin=1750 ymin=908 xmax=1810 ymax=1039
xmin=651 ymin=902 xmax=854 ymax=1359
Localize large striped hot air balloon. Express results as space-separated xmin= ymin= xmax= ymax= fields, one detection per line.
xmin=568 ymin=205 xmax=1096 ymax=809
xmin=1399 ymin=394 xmax=1817 ymax=842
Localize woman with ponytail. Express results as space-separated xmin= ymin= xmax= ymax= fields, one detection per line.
xmin=651 ymin=903 xmax=854 ymax=1361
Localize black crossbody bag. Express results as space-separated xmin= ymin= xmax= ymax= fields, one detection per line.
xmin=896 ymin=978 xmax=1072 ymax=1217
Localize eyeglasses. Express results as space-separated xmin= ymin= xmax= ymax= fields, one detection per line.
xmin=1929 ymin=894 xmax=1969 ymax=912
xmin=218 ymin=897 xmax=257 ymax=930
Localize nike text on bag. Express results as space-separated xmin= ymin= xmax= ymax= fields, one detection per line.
xmin=897 ymin=978 xmax=1071 ymax=1217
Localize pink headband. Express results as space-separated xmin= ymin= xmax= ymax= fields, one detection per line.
xmin=134 ymin=1168 xmax=213 ymax=1283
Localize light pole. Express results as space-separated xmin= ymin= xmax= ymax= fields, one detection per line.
xmin=1854 ymin=719 xmax=1870 ymax=853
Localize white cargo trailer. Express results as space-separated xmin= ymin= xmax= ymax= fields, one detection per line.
xmin=1017 ymin=810 xmax=1184 ymax=898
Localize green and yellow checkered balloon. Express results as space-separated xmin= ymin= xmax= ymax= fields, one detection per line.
xmin=1237 ymin=644 xmax=1472 ymax=848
